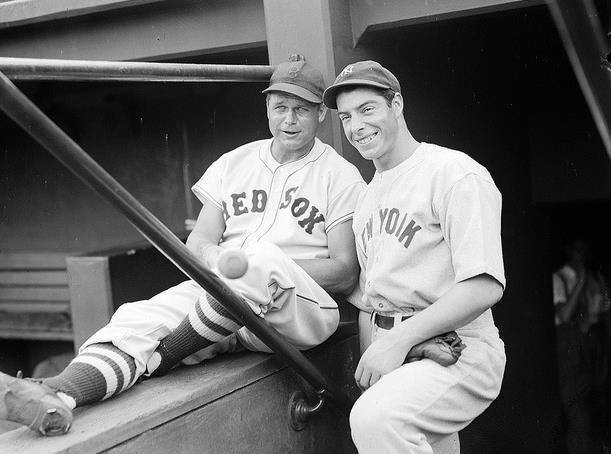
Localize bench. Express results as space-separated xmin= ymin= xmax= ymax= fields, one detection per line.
xmin=0 ymin=252 xmax=73 ymax=341
xmin=0 ymin=322 xmax=362 ymax=453
xmin=0 ymin=241 xmax=187 ymax=349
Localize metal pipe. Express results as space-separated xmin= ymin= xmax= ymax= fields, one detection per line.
xmin=546 ymin=0 xmax=611 ymax=159
xmin=0 ymin=57 xmax=274 ymax=82
xmin=0 ymin=69 xmax=355 ymax=415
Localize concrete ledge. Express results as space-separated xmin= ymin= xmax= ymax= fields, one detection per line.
xmin=0 ymin=331 xmax=360 ymax=453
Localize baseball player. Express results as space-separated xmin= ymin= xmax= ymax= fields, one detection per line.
xmin=0 ymin=55 xmax=365 ymax=436
xmin=323 ymin=61 xmax=506 ymax=454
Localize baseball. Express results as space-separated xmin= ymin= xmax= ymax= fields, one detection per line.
xmin=217 ymin=249 xmax=249 ymax=279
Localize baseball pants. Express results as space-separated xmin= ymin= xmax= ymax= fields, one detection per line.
xmin=81 ymin=241 xmax=339 ymax=377
xmin=350 ymin=311 xmax=505 ymax=454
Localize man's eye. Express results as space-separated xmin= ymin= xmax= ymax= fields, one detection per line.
xmin=363 ymin=106 xmax=374 ymax=113
xmin=339 ymin=116 xmax=349 ymax=122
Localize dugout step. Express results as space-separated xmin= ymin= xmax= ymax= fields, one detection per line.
xmin=0 ymin=323 xmax=360 ymax=454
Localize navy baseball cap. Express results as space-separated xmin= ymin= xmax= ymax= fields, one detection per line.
xmin=262 ymin=54 xmax=325 ymax=104
xmin=323 ymin=61 xmax=401 ymax=109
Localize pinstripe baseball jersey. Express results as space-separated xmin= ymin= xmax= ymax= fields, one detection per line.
xmin=349 ymin=143 xmax=505 ymax=317
xmin=192 ymin=137 xmax=365 ymax=260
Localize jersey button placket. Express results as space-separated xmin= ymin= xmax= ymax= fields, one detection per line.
xmin=253 ymin=167 xmax=284 ymax=241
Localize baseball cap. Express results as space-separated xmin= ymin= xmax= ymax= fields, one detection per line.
xmin=262 ymin=54 xmax=325 ymax=104
xmin=323 ymin=60 xmax=401 ymax=109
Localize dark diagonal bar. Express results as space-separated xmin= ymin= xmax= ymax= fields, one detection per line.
xmin=546 ymin=0 xmax=611 ymax=159
xmin=0 ymin=57 xmax=274 ymax=82
xmin=0 ymin=70 xmax=355 ymax=415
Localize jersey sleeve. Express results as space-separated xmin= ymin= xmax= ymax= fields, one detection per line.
xmin=437 ymin=173 xmax=506 ymax=288
xmin=553 ymin=273 xmax=567 ymax=304
xmin=325 ymin=168 xmax=366 ymax=232
xmin=191 ymin=157 xmax=225 ymax=209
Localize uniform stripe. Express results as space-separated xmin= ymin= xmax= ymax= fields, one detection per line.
xmin=82 ymin=352 xmax=125 ymax=397
xmin=94 ymin=344 xmax=138 ymax=390
xmin=296 ymin=294 xmax=320 ymax=306
xmin=73 ymin=355 xmax=118 ymax=399
xmin=84 ymin=346 xmax=132 ymax=394
xmin=60 ymin=361 xmax=107 ymax=404
xmin=192 ymin=186 xmax=222 ymax=210
xmin=326 ymin=212 xmax=354 ymax=232
xmin=192 ymin=303 xmax=234 ymax=338
xmin=187 ymin=305 xmax=213 ymax=338
xmin=200 ymin=294 xmax=241 ymax=331
xmin=189 ymin=304 xmax=227 ymax=338
xmin=205 ymin=293 xmax=236 ymax=320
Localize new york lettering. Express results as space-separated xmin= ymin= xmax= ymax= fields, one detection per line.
xmin=361 ymin=208 xmax=421 ymax=250
xmin=224 ymin=187 xmax=324 ymax=234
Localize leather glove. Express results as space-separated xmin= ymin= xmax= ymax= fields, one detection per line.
xmin=405 ymin=331 xmax=466 ymax=367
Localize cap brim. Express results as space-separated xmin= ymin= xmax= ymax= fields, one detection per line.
xmin=262 ymin=82 xmax=322 ymax=103
xmin=323 ymin=79 xmax=391 ymax=109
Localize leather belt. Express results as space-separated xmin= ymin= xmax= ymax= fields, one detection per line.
xmin=374 ymin=313 xmax=412 ymax=330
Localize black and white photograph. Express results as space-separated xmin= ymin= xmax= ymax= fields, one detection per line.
xmin=0 ymin=1 xmax=609 ymax=453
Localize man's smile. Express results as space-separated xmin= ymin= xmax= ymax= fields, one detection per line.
xmin=355 ymin=131 xmax=378 ymax=145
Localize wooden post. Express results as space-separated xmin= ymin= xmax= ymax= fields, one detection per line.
xmin=66 ymin=256 xmax=114 ymax=350
xmin=263 ymin=0 xmax=344 ymax=153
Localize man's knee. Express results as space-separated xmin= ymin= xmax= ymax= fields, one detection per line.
xmin=350 ymin=389 xmax=424 ymax=448
xmin=350 ymin=391 xmax=396 ymax=440
xmin=110 ymin=300 xmax=151 ymax=324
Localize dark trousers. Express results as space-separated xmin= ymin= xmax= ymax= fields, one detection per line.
xmin=556 ymin=323 xmax=608 ymax=454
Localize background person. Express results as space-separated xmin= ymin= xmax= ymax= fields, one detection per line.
xmin=553 ymin=237 xmax=610 ymax=454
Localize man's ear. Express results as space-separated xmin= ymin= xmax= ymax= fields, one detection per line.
xmin=265 ymin=97 xmax=272 ymax=119
xmin=392 ymin=92 xmax=404 ymax=117
xmin=318 ymin=104 xmax=328 ymax=123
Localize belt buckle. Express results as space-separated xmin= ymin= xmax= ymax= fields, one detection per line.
xmin=373 ymin=307 xmax=416 ymax=330
xmin=402 ymin=306 xmax=416 ymax=317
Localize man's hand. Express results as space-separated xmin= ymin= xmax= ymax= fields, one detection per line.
xmin=355 ymin=331 xmax=466 ymax=390
xmin=355 ymin=333 xmax=408 ymax=390
xmin=185 ymin=201 xmax=225 ymax=267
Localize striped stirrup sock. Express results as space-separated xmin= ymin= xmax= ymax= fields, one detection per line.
xmin=147 ymin=293 xmax=241 ymax=377
xmin=43 ymin=343 xmax=138 ymax=407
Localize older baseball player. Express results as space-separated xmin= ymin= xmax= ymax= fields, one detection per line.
xmin=0 ymin=55 xmax=365 ymax=436
xmin=323 ymin=61 xmax=506 ymax=454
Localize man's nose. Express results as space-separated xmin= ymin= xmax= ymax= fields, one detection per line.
xmin=351 ymin=115 xmax=364 ymax=135
xmin=284 ymin=109 xmax=297 ymax=124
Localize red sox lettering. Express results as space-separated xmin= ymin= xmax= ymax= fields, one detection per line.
xmin=361 ymin=207 xmax=422 ymax=251
xmin=222 ymin=186 xmax=325 ymax=234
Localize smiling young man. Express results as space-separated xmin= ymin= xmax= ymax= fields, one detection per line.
xmin=323 ymin=61 xmax=506 ymax=453
xmin=0 ymin=55 xmax=365 ymax=436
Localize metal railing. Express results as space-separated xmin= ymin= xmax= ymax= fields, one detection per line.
xmin=0 ymin=57 xmax=274 ymax=82
xmin=0 ymin=58 xmax=356 ymax=419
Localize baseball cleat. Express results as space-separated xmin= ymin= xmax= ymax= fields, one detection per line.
xmin=0 ymin=371 xmax=73 ymax=436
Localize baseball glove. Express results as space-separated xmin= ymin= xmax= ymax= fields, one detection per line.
xmin=404 ymin=331 xmax=466 ymax=367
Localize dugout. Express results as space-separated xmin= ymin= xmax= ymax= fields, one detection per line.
xmin=1 ymin=1 xmax=610 ymax=452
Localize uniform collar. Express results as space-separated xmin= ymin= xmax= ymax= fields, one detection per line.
xmin=372 ymin=142 xmax=426 ymax=183
xmin=259 ymin=137 xmax=326 ymax=172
